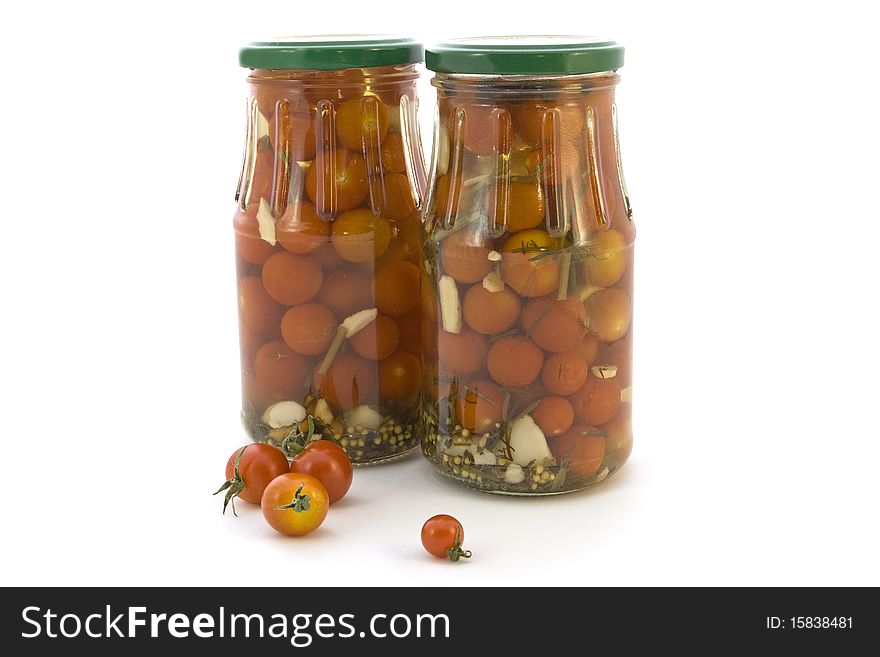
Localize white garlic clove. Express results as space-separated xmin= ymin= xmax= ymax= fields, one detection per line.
xmin=346 ymin=405 xmax=383 ymax=431
xmin=504 ymin=463 xmax=525 ymax=484
xmin=472 ymin=449 xmax=497 ymax=466
xmin=487 ymin=250 xmax=503 ymax=262
xmin=342 ymin=308 xmax=378 ymax=337
xmin=482 ymin=270 xmax=505 ymax=293
xmin=437 ymin=125 xmax=450 ymax=176
xmin=257 ymin=110 xmax=270 ymax=141
xmin=439 ymin=275 xmax=462 ymax=334
xmin=256 ymin=197 xmax=277 ymax=246
xmin=508 ymin=415 xmax=553 ymax=467
xmin=262 ymin=401 xmax=306 ymax=429
xmin=591 ymin=364 xmax=618 ymax=380
xmin=579 ymin=285 xmax=603 ymax=301
xmin=313 ymin=398 xmax=334 ymax=426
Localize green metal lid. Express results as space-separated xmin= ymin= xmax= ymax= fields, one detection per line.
xmin=426 ymin=36 xmax=624 ymax=75
xmin=240 ymin=35 xmax=424 ymax=71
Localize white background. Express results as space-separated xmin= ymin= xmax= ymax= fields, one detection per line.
xmin=1 ymin=0 xmax=879 ymax=587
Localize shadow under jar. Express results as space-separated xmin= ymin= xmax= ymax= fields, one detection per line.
xmin=234 ymin=37 xmax=428 ymax=464
xmin=420 ymin=37 xmax=635 ymax=494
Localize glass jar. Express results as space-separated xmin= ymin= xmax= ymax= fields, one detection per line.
xmin=234 ymin=37 xmax=427 ymax=464
xmin=420 ymin=37 xmax=634 ymax=493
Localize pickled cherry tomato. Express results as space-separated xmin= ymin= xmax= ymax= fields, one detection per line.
xmin=381 ymin=172 xmax=417 ymax=220
xmin=541 ymin=350 xmax=589 ymax=396
xmin=434 ymin=173 xmax=471 ymax=220
xmin=602 ymin=403 xmax=633 ymax=469
xmin=500 ymin=229 xmax=560 ymax=298
xmin=276 ymin=202 xmax=329 ymax=254
xmin=305 ymin=148 xmax=369 ymax=213
xmin=335 ymin=95 xmax=390 ymax=151
xmin=280 ymin=303 xmax=337 ymax=356
xmin=313 ymin=242 xmax=346 ymax=269
xmin=378 ymin=352 xmax=421 ymax=401
xmin=574 ymin=334 xmax=600 ymax=368
xmin=531 ymin=396 xmax=575 ymax=436
xmin=438 ymin=329 xmax=487 ymax=376
xmin=512 ymin=99 xmax=585 ymax=147
xmin=251 ymin=147 xmax=275 ymax=202
xmin=350 ymin=314 xmax=399 ymax=360
xmin=396 ymin=306 xmax=422 ymax=353
xmin=234 ymin=212 xmax=276 ymax=265
xmin=238 ymin=276 xmax=282 ymax=334
xmin=486 ymin=336 xmax=544 ymax=388
xmin=596 ymin=334 xmax=633 ymax=386
xmin=549 ymin=425 xmax=605 ymax=478
xmin=520 ymin=296 xmax=588 ymax=353
xmin=455 ymin=380 xmax=504 ymax=432
xmin=455 ymin=103 xmax=510 ymax=156
xmin=440 ymin=230 xmax=493 ymax=284
xmin=312 ymin=353 xmax=374 ymax=410
xmin=317 ymin=267 xmax=375 ymax=318
xmin=462 ymin=284 xmax=521 ymax=335
xmin=381 ymin=131 xmax=407 ymax=173
xmin=261 ymin=251 xmax=323 ymax=306
xmin=331 ymin=209 xmax=392 ymax=263
xmin=241 ymin=370 xmax=279 ymax=412
xmin=570 ymin=374 xmax=621 ymax=425
xmin=281 ymin=108 xmax=318 ymax=162
xmin=585 ymin=229 xmax=627 ymax=287
xmin=254 ymin=340 xmax=309 ymax=399
xmin=375 ymin=260 xmax=419 ymax=316
xmin=490 ymin=181 xmax=544 ymax=232
xmin=585 ymin=288 xmax=631 ymax=342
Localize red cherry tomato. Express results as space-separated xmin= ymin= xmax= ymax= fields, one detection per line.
xmin=421 ymin=514 xmax=472 ymax=562
xmin=289 ymin=440 xmax=353 ymax=504
xmin=214 ymin=444 xmax=290 ymax=514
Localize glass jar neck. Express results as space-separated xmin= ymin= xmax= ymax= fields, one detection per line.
xmin=249 ymin=64 xmax=420 ymax=91
xmin=432 ymin=71 xmax=619 ymax=97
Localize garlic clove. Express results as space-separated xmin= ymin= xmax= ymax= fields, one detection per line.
xmin=346 ymin=405 xmax=383 ymax=431
xmin=313 ymin=398 xmax=334 ymax=426
xmin=487 ymin=250 xmax=502 ymax=262
xmin=437 ymin=125 xmax=450 ymax=176
xmin=619 ymin=387 xmax=633 ymax=403
xmin=257 ymin=110 xmax=270 ymax=141
xmin=591 ymin=364 xmax=618 ymax=380
xmin=504 ymin=463 xmax=525 ymax=484
xmin=508 ymin=415 xmax=553 ymax=466
xmin=439 ymin=275 xmax=462 ymax=334
xmin=342 ymin=308 xmax=378 ymax=337
xmin=262 ymin=400 xmax=307 ymax=429
xmin=256 ymin=197 xmax=277 ymax=246
xmin=579 ymin=285 xmax=603 ymax=301
xmin=482 ymin=270 xmax=505 ymax=293
xmin=472 ymin=449 xmax=497 ymax=466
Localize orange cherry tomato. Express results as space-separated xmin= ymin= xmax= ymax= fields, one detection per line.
xmin=421 ymin=514 xmax=471 ymax=561
xmin=269 ymin=105 xmax=317 ymax=162
xmin=462 ymin=284 xmax=521 ymax=335
xmin=234 ymin=211 xmax=276 ymax=265
xmin=289 ymin=440 xmax=353 ymax=505
xmin=335 ymin=95 xmax=390 ymax=152
xmin=574 ymin=334 xmax=600 ymax=369
xmin=380 ymin=172 xmax=417 ymax=220
xmin=316 ymin=267 xmax=375 ymax=317
xmin=375 ymin=260 xmax=419 ymax=316
xmin=531 ymin=396 xmax=575 ymax=436
xmin=378 ymin=352 xmax=421 ymax=401
xmin=312 ymin=353 xmax=374 ymax=411
xmin=601 ymin=403 xmax=632 ymax=470
xmin=280 ymin=303 xmax=337 ymax=356
xmin=254 ymin=340 xmax=309 ymax=399
xmin=440 ymin=229 xmax=493 ymax=284
xmin=261 ymin=473 xmax=329 ymax=537
xmin=261 ymin=251 xmax=323 ymax=306
xmin=520 ymin=296 xmax=588 ymax=353
xmin=454 ymin=379 xmax=503 ymax=432
xmin=381 ymin=131 xmax=407 ymax=173
xmin=331 ymin=208 xmax=392 ymax=263
xmin=438 ymin=328 xmax=487 ymax=377
xmin=541 ymin=350 xmax=589 ymax=396
xmin=241 ymin=371 xmax=279 ymax=413
xmin=276 ymin=202 xmax=329 ymax=254
xmin=305 ymin=148 xmax=369 ymax=213
xmin=486 ymin=336 xmax=544 ymax=388
xmin=585 ymin=288 xmax=632 ymax=342
xmin=489 ymin=181 xmax=545 ymax=233
xmin=238 ymin=276 xmax=282 ymax=334
xmin=215 ymin=443 xmax=290 ymax=513
xmin=548 ymin=425 xmax=605 ymax=478
xmin=455 ymin=103 xmax=511 ymax=156
xmin=313 ymin=242 xmax=346 ymax=270
xmin=595 ymin=334 xmax=633 ymax=387
xmin=584 ymin=228 xmax=627 ymax=287
xmin=500 ymin=229 xmax=560 ymax=297
xmin=396 ymin=305 xmax=422 ymax=353
xmin=350 ymin=314 xmax=400 ymax=360
xmin=512 ymin=99 xmax=585 ymax=147
xmin=434 ymin=173 xmax=472 ymax=221
xmin=250 ymin=147 xmax=275 ymax=205
xmin=570 ymin=374 xmax=621 ymax=425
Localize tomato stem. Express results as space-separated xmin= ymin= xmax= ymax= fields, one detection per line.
xmin=213 ymin=446 xmax=248 ymax=516
xmin=274 ymin=482 xmax=312 ymax=513
xmin=446 ymin=526 xmax=472 ymax=562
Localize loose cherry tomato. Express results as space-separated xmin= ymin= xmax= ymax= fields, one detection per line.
xmin=280 ymin=303 xmax=337 ymax=356
xmin=305 ymin=148 xmax=369 ymax=213
xmin=289 ymin=440 xmax=353 ymax=504
xmin=335 ymin=95 xmax=390 ymax=151
xmin=331 ymin=208 xmax=392 ymax=263
xmin=421 ymin=514 xmax=472 ymax=561
xmin=214 ymin=443 xmax=290 ymax=514
xmin=261 ymin=473 xmax=329 ymax=536
xmin=276 ymin=202 xmax=329 ymax=254
xmin=261 ymin=251 xmax=323 ymax=306
xmin=378 ymin=352 xmax=421 ymax=401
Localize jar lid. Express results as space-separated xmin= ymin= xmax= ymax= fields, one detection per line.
xmin=426 ymin=36 xmax=624 ymax=75
xmin=239 ymin=35 xmax=424 ymax=71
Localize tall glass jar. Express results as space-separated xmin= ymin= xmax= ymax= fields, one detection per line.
xmin=234 ymin=37 xmax=427 ymax=464
xmin=420 ymin=37 xmax=634 ymax=493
